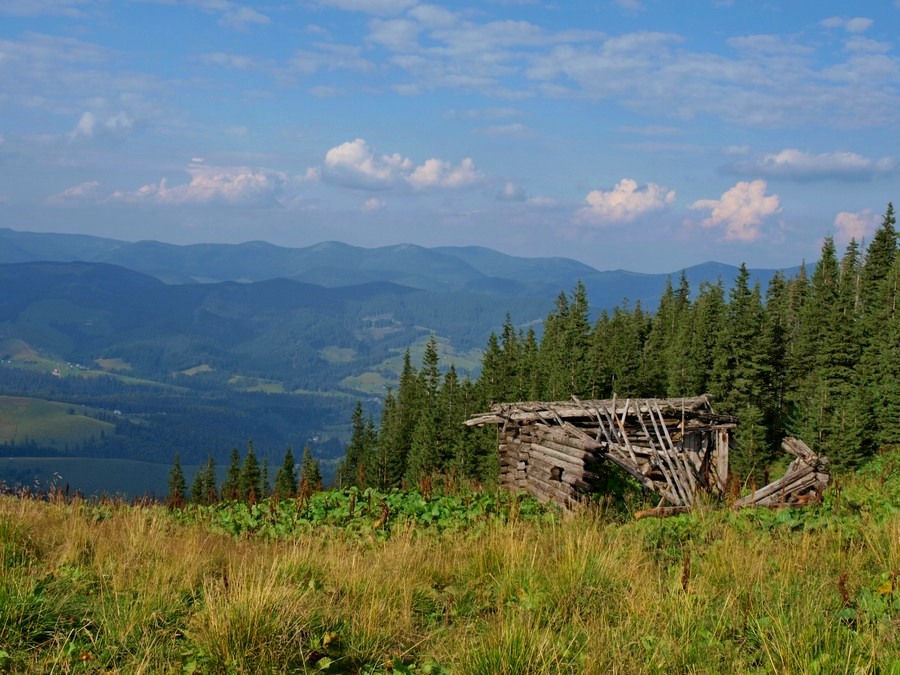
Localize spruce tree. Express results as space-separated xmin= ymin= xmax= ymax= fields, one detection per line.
xmin=643 ymin=277 xmax=678 ymax=395
xmin=274 ymin=447 xmax=297 ymax=498
xmin=221 ymin=447 xmax=242 ymax=501
xmin=300 ymin=446 xmax=322 ymax=492
xmin=478 ymin=332 xmax=504 ymax=405
xmin=564 ymin=281 xmax=593 ymax=397
xmin=539 ymin=291 xmax=570 ymax=400
xmin=873 ymin=255 xmax=900 ymax=448
xmin=260 ymin=457 xmax=271 ymax=498
xmin=167 ymin=453 xmax=186 ymax=508
xmin=202 ymin=455 xmax=218 ymax=504
xmin=190 ymin=467 xmax=205 ymax=504
xmin=372 ymin=387 xmax=405 ymax=488
xmin=239 ymin=441 xmax=262 ymax=502
xmin=340 ymin=401 xmax=375 ymax=488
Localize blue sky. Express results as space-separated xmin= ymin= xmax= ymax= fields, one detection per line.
xmin=1 ymin=0 xmax=898 ymax=272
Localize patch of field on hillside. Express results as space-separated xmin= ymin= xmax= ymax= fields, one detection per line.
xmin=0 ymin=395 xmax=113 ymax=447
xmin=180 ymin=364 xmax=213 ymax=376
xmin=339 ymin=371 xmax=391 ymax=394
xmin=96 ymin=357 xmax=132 ymax=371
xmin=318 ymin=346 xmax=357 ymax=363
xmin=228 ymin=375 xmax=285 ymax=393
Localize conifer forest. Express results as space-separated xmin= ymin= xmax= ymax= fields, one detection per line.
xmin=340 ymin=204 xmax=899 ymax=492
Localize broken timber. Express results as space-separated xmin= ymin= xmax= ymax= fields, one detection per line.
xmin=466 ymin=395 xmax=829 ymax=512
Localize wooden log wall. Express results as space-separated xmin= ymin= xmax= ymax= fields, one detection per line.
xmin=471 ymin=396 xmax=745 ymax=510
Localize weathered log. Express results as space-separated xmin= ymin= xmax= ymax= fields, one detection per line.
xmin=634 ymin=506 xmax=693 ymax=519
xmin=528 ymin=444 xmax=587 ymax=474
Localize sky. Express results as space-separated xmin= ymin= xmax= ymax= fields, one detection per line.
xmin=0 ymin=0 xmax=898 ymax=273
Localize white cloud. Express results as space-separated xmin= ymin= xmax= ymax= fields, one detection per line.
xmin=821 ymin=16 xmax=873 ymax=33
xmin=218 ymin=5 xmax=270 ymax=29
xmin=499 ymin=181 xmax=526 ymax=202
xmin=68 ymin=111 xmax=134 ymax=141
xmin=477 ymin=123 xmax=530 ymax=138
xmin=362 ymin=197 xmax=386 ymax=212
xmin=179 ymin=1 xmax=270 ymax=29
xmin=408 ymin=157 xmax=482 ymax=189
xmin=322 ymin=138 xmax=413 ymax=190
xmin=689 ymin=180 xmax=781 ymax=242
xmin=527 ymin=195 xmax=558 ymax=207
xmin=316 ymin=0 xmax=416 ymax=16
xmin=48 ymin=180 xmax=101 ymax=204
xmin=288 ymin=44 xmax=374 ymax=75
xmin=309 ymin=85 xmax=345 ymax=98
xmin=0 ymin=0 xmax=91 ymax=17
xmin=834 ymin=209 xmax=879 ymax=244
xmin=319 ymin=138 xmax=483 ymax=191
xmin=576 ymin=178 xmax=675 ymax=224
xmin=108 ymin=164 xmax=289 ymax=207
xmin=725 ymin=148 xmax=895 ymax=181
xmin=615 ymin=0 xmax=644 ymax=11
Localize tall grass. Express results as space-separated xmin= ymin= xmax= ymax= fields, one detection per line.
xmin=0 ymin=452 xmax=897 ymax=673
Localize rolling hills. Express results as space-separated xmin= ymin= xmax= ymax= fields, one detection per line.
xmin=0 ymin=227 xmax=798 ymax=494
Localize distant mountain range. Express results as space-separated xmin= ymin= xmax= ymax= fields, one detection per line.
xmin=0 ymin=227 xmax=795 ymax=309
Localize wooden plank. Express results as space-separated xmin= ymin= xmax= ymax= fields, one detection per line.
xmin=647 ymin=403 xmax=689 ymax=506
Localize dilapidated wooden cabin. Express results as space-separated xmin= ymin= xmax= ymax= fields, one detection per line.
xmin=466 ymin=394 xmax=829 ymax=511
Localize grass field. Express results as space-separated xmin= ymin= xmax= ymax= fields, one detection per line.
xmin=0 ymin=395 xmax=113 ymax=448
xmin=95 ymin=357 xmax=132 ymax=372
xmin=0 ymin=449 xmax=896 ymax=673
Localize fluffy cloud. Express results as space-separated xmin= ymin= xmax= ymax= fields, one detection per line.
xmin=108 ymin=163 xmax=289 ymax=207
xmin=319 ymin=138 xmax=483 ymax=191
xmin=498 ymin=181 xmax=526 ymax=202
xmin=362 ymin=197 xmax=386 ymax=212
xmin=821 ymin=16 xmax=873 ymax=33
xmin=47 ymin=180 xmax=101 ymax=204
xmin=724 ymin=148 xmax=895 ymax=181
xmin=689 ymin=180 xmax=781 ymax=242
xmin=834 ymin=209 xmax=879 ymax=244
xmin=408 ymin=157 xmax=481 ymax=189
xmin=68 ymin=111 xmax=134 ymax=140
xmin=576 ymin=178 xmax=675 ymax=224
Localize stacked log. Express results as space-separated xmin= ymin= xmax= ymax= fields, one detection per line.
xmin=733 ymin=437 xmax=830 ymax=508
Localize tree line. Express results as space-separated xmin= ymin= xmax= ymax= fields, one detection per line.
xmin=340 ymin=203 xmax=898 ymax=487
xmin=167 ymin=441 xmax=323 ymax=507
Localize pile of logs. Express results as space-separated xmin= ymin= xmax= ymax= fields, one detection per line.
xmin=733 ymin=437 xmax=830 ymax=508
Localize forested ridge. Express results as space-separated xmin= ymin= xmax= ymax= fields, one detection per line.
xmin=340 ymin=204 xmax=899 ymax=489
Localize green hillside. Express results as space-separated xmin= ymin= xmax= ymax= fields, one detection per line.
xmin=0 ymin=396 xmax=113 ymax=448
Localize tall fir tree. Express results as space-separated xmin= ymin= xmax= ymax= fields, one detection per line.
xmin=299 ymin=446 xmax=322 ymax=493
xmin=371 ymin=388 xmax=405 ymax=488
xmin=274 ymin=447 xmax=297 ymax=498
xmin=239 ymin=441 xmax=262 ymax=502
xmin=221 ymin=447 xmax=242 ymax=501
xmin=340 ymin=401 xmax=375 ymax=488
xmin=167 ymin=453 xmax=186 ymax=507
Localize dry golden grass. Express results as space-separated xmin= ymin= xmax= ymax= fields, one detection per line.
xmin=0 ymin=470 xmax=897 ymax=673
